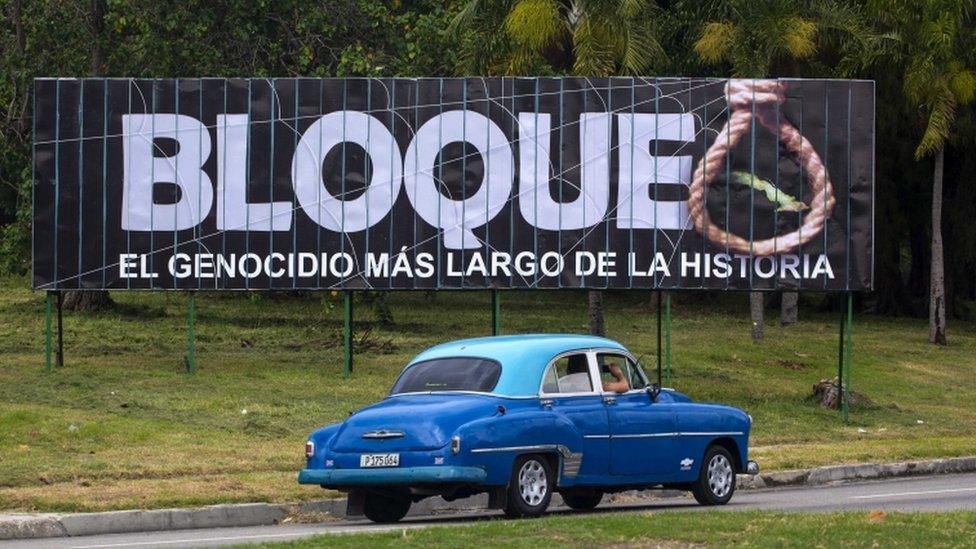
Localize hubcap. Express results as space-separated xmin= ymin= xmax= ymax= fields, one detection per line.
xmin=518 ymin=459 xmax=548 ymax=506
xmin=707 ymin=454 xmax=733 ymax=498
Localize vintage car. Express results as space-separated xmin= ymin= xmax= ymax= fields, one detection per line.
xmin=299 ymin=334 xmax=758 ymax=523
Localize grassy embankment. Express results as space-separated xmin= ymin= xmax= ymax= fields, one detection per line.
xmin=255 ymin=510 xmax=976 ymax=548
xmin=0 ymin=275 xmax=974 ymax=511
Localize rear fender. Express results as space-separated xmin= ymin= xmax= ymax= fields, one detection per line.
xmin=456 ymin=409 xmax=582 ymax=485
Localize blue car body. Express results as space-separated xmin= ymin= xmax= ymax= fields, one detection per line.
xmin=300 ymin=334 xmax=755 ymax=509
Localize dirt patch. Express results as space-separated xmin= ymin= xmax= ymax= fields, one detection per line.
xmin=282 ymin=510 xmax=339 ymax=524
xmin=767 ymin=358 xmax=806 ymax=370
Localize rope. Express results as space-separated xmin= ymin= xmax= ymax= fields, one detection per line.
xmin=686 ymin=79 xmax=835 ymax=256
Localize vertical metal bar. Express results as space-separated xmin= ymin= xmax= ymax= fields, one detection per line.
xmin=269 ymin=78 xmax=277 ymax=290
xmin=491 ymin=290 xmax=501 ymax=336
xmin=837 ymin=294 xmax=846 ymax=418
xmin=844 ymin=292 xmax=853 ymax=422
xmin=77 ymin=81 xmax=84 ymax=289
xmin=656 ymin=290 xmax=662 ymax=386
xmin=664 ymin=292 xmax=672 ymax=387
xmin=343 ymin=290 xmax=353 ymax=378
xmin=45 ymin=292 xmax=53 ymax=372
xmin=186 ymin=292 xmax=196 ymax=374
xmin=56 ymin=290 xmax=64 ymax=368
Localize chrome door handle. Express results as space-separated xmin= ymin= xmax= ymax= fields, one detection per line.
xmin=540 ymin=399 xmax=554 ymax=408
xmin=603 ymin=396 xmax=616 ymax=405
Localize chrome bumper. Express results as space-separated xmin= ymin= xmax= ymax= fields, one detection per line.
xmin=746 ymin=460 xmax=760 ymax=475
xmin=298 ymin=466 xmax=487 ymax=487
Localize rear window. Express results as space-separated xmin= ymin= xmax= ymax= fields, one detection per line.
xmin=390 ymin=358 xmax=502 ymax=395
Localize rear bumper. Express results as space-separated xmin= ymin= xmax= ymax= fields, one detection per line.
xmin=746 ymin=460 xmax=760 ymax=475
xmin=298 ymin=466 xmax=487 ymax=486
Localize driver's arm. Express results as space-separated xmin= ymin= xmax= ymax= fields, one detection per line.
xmin=602 ymin=364 xmax=630 ymax=393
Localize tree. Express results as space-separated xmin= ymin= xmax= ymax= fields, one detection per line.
xmin=692 ymin=0 xmax=867 ymax=338
xmin=452 ymin=0 xmax=667 ymax=335
xmin=857 ymin=0 xmax=975 ymax=344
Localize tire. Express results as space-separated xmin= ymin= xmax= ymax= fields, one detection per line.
xmin=560 ymin=490 xmax=603 ymax=511
xmin=362 ymin=492 xmax=411 ymax=523
xmin=504 ymin=454 xmax=554 ymax=518
xmin=691 ymin=445 xmax=737 ymax=506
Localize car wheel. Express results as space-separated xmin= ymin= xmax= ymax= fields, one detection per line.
xmin=362 ymin=492 xmax=411 ymax=523
xmin=560 ymin=490 xmax=603 ymax=511
xmin=691 ymin=445 xmax=736 ymax=506
xmin=504 ymin=454 xmax=553 ymax=518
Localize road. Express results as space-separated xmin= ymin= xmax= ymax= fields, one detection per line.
xmin=7 ymin=472 xmax=976 ymax=549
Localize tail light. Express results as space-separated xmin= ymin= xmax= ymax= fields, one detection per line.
xmin=305 ymin=440 xmax=315 ymax=458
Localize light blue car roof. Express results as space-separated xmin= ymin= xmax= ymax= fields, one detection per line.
xmin=406 ymin=334 xmax=627 ymax=397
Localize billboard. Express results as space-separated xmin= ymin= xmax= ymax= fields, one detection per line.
xmin=32 ymin=77 xmax=874 ymax=291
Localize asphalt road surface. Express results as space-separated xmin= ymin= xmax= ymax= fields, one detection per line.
xmin=8 ymin=472 xmax=976 ymax=549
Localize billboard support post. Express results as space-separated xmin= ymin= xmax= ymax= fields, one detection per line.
xmin=44 ymin=292 xmax=53 ymax=372
xmin=837 ymin=292 xmax=853 ymax=422
xmin=55 ymin=290 xmax=63 ymax=368
xmin=664 ymin=292 xmax=672 ymax=387
xmin=491 ymin=290 xmax=500 ymax=336
xmin=656 ymin=291 xmax=662 ymax=386
xmin=185 ymin=293 xmax=196 ymax=375
xmin=844 ymin=292 xmax=853 ymax=422
xmin=343 ymin=291 xmax=353 ymax=378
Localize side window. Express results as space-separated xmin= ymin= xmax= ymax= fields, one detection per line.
xmin=541 ymin=353 xmax=594 ymax=394
xmin=597 ymin=354 xmax=648 ymax=392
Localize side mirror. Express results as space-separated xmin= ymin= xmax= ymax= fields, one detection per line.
xmin=647 ymin=383 xmax=661 ymax=402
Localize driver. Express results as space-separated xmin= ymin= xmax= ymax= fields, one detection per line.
xmin=601 ymin=360 xmax=630 ymax=393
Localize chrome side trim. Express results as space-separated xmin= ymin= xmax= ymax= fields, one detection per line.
xmin=583 ymin=431 xmax=743 ymax=440
xmin=388 ymin=391 xmax=538 ymax=400
xmin=470 ymin=444 xmax=573 ymax=459
xmin=612 ymin=432 xmax=679 ymax=439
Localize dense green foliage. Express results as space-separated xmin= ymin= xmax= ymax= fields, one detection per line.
xmin=1 ymin=0 xmax=974 ymax=316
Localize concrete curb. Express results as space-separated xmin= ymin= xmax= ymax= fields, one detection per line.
xmin=2 ymin=455 xmax=974 ymax=541
xmin=746 ymin=455 xmax=976 ymax=489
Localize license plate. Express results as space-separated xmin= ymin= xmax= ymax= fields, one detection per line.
xmin=360 ymin=453 xmax=400 ymax=468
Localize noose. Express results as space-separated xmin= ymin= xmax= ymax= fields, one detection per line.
xmin=686 ymin=79 xmax=835 ymax=256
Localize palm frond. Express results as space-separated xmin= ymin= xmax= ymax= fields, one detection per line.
xmin=448 ymin=0 xmax=484 ymax=37
xmin=504 ymin=0 xmax=564 ymax=50
xmin=782 ymin=16 xmax=817 ymax=59
xmin=948 ymin=67 xmax=976 ymax=105
xmin=572 ymin=15 xmax=616 ymax=76
xmin=694 ymin=21 xmax=736 ymax=65
xmin=904 ymin=55 xmax=936 ymax=105
xmin=620 ymin=22 xmax=666 ymax=74
xmin=915 ymin=90 xmax=956 ymax=159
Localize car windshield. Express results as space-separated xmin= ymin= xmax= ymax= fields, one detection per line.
xmin=390 ymin=357 xmax=502 ymax=395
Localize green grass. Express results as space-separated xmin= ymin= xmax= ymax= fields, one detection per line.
xmin=0 ymin=275 xmax=974 ymax=512
xmin=255 ymin=510 xmax=976 ymax=547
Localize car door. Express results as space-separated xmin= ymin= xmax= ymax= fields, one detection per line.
xmin=598 ymin=352 xmax=678 ymax=477
xmin=539 ymin=352 xmax=611 ymax=480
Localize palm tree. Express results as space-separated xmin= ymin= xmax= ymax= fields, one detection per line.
xmin=452 ymin=0 xmax=667 ymax=336
xmin=856 ymin=0 xmax=975 ymax=344
xmin=692 ymin=0 xmax=866 ymax=338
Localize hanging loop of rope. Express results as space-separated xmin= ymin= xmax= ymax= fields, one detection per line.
xmin=686 ymin=79 xmax=836 ymax=256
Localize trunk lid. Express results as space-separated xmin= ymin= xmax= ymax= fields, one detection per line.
xmin=330 ymin=393 xmax=499 ymax=452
